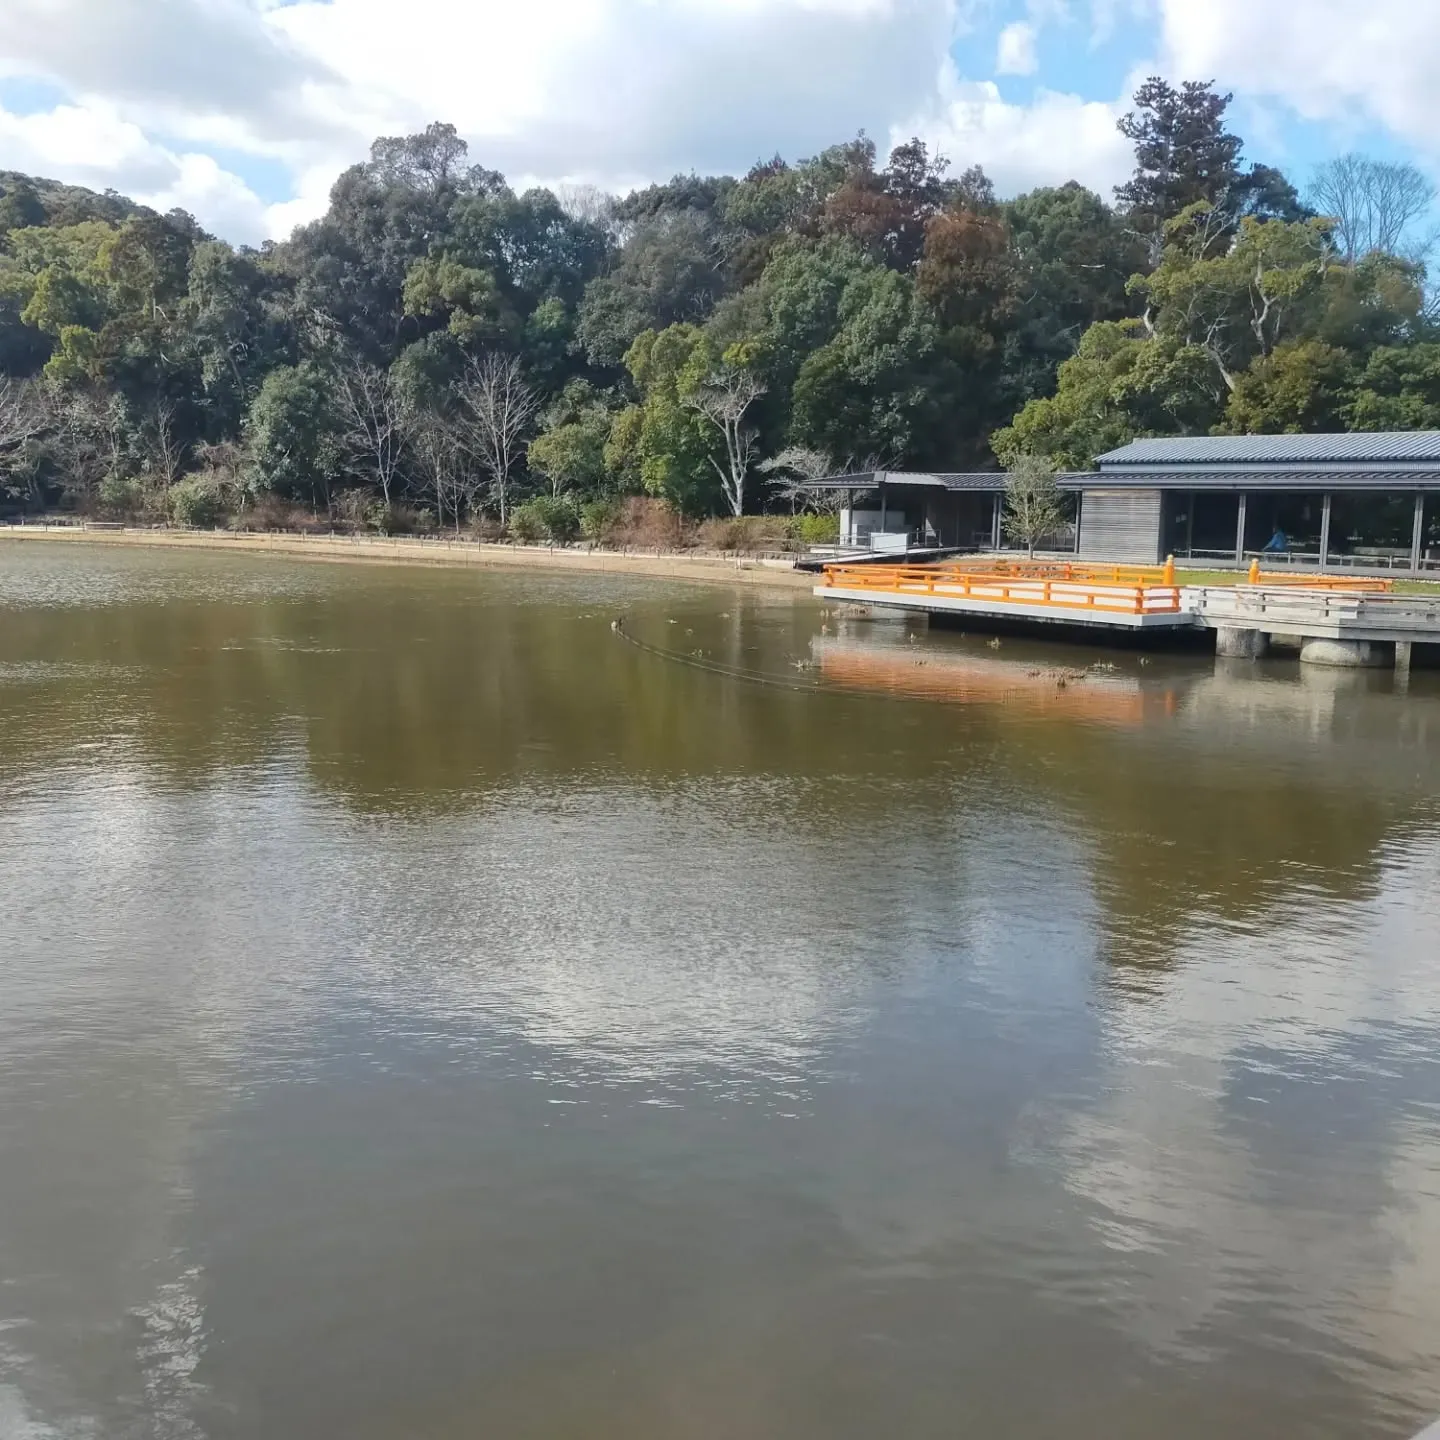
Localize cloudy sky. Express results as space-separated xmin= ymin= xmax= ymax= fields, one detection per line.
xmin=1 ymin=0 xmax=1437 ymax=247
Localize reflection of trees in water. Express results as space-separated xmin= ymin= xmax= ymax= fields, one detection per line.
xmin=1049 ymin=849 xmax=1440 ymax=1426
xmin=1 ymin=569 xmax=1437 ymax=967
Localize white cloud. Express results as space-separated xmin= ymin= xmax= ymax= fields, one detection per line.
xmin=4 ymin=0 xmax=1436 ymax=247
xmin=0 ymin=98 xmax=272 ymax=243
xmin=899 ymin=75 xmax=1133 ymax=198
xmin=1 ymin=0 xmax=974 ymax=240
xmin=1153 ymin=0 xmax=1440 ymax=164
xmin=264 ymin=0 xmax=962 ymax=188
xmin=996 ymin=20 xmax=1039 ymax=75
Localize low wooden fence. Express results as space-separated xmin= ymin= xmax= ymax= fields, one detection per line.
xmin=820 ymin=563 xmax=1184 ymax=616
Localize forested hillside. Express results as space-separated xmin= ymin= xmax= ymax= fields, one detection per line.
xmin=1 ymin=80 xmax=1437 ymax=536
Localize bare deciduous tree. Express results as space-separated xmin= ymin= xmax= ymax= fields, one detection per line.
xmin=684 ymin=365 xmax=767 ymax=517
xmin=412 ymin=410 xmax=466 ymax=533
xmin=757 ymin=446 xmax=894 ymax=517
xmin=143 ymin=398 xmax=188 ymax=494
xmin=47 ymin=388 xmax=129 ymax=511
xmin=556 ymin=183 xmax=617 ymax=232
xmin=0 ymin=377 xmax=47 ymax=506
xmin=193 ymin=439 xmax=251 ymax=515
xmin=0 ymin=374 xmax=43 ymax=460
xmin=453 ymin=353 xmax=540 ymax=527
xmin=1002 ymin=454 xmax=1068 ymax=558
xmin=1309 ymin=154 xmax=1438 ymax=263
xmin=338 ymin=359 xmax=411 ymax=509
xmin=759 ymin=446 xmax=833 ymax=513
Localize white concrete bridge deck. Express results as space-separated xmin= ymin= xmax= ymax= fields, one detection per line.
xmin=1189 ymin=585 xmax=1440 ymax=644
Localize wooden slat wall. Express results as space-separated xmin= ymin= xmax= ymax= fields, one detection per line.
xmin=1079 ymin=490 xmax=1163 ymax=563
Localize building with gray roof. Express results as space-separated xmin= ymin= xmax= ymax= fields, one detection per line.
xmin=815 ymin=434 xmax=1440 ymax=573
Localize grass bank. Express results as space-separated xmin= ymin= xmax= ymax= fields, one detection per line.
xmin=1176 ymin=566 xmax=1440 ymax=594
xmin=0 ymin=524 xmax=817 ymax=591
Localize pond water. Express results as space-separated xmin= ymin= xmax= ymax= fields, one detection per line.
xmin=2 ymin=541 xmax=1439 ymax=1440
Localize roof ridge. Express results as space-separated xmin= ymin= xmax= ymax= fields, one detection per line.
xmin=1100 ymin=432 xmax=1440 ymax=466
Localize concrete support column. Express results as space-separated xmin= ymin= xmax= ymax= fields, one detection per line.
xmin=1319 ymin=493 xmax=1332 ymax=570
xmin=1413 ymin=493 xmax=1426 ymax=575
xmin=1216 ymin=626 xmax=1268 ymax=659
xmin=1235 ymin=492 xmax=1248 ymax=564
xmin=1300 ymin=637 xmax=1387 ymax=668
xmin=1396 ymin=640 xmax=1414 ymax=672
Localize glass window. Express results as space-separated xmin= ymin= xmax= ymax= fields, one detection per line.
xmin=1328 ymin=493 xmax=1417 ymax=559
xmin=1244 ymin=492 xmax=1325 ymax=556
xmin=1191 ymin=493 xmax=1241 ymax=558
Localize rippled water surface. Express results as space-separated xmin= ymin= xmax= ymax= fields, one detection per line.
xmin=2 ymin=540 xmax=1439 ymax=1440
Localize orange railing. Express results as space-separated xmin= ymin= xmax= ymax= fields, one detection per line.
xmin=820 ymin=557 xmax=1396 ymax=616
xmin=820 ymin=563 xmax=1184 ymax=616
xmin=940 ymin=558 xmax=1173 ymax=587
xmin=1241 ymin=560 xmax=1392 ymax=592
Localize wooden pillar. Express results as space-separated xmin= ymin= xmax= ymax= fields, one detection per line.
xmin=1185 ymin=491 xmax=1195 ymax=558
xmin=1235 ymin=492 xmax=1247 ymax=565
xmin=991 ymin=493 xmax=1002 ymax=551
xmin=1319 ymin=492 xmax=1332 ymax=570
xmin=1413 ymin=493 xmax=1426 ymax=575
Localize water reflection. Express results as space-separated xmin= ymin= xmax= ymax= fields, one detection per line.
xmin=2 ymin=543 xmax=1439 ymax=1439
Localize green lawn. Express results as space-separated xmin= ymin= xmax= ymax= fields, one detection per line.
xmin=1174 ymin=567 xmax=1440 ymax=594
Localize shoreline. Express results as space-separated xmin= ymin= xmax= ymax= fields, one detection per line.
xmin=0 ymin=526 xmax=816 ymax=591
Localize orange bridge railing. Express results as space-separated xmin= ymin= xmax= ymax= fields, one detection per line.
xmin=819 ymin=563 xmax=1184 ymax=616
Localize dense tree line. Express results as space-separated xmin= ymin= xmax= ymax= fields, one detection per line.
xmin=1 ymin=81 xmax=1437 ymax=536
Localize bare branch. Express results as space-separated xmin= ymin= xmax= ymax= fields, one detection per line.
xmin=411 ymin=410 xmax=466 ymax=533
xmin=683 ymin=365 xmax=767 ymax=517
xmin=0 ymin=377 xmax=44 ymax=452
xmin=0 ymin=377 xmax=48 ymax=506
xmin=556 ymin=183 xmax=617 ymax=233
xmin=338 ymin=359 xmax=411 ymax=509
xmin=144 ymin=398 xmax=188 ymax=492
xmin=45 ymin=387 xmax=129 ymax=510
xmin=452 ymin=353 xmax=541 ymax=527
xmin=1309 ymin=154 xmax=1437 ymax=263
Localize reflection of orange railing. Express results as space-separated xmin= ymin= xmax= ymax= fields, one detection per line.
xmin=818 ymin=645 xmax=1157 ymax=725
xmin=820 ymin=563 xmax=1184 ymax=616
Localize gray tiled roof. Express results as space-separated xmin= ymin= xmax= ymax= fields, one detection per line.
xmin=1083 ymin=467 xmax=1440 ymax=490
xmin=807 ymin=470 xmax=1091 ymax=491
xmin=1099 ymin=433 xmax=1440 ymax=466
xmin=808 ymin=471 xmax=1007 ymax=490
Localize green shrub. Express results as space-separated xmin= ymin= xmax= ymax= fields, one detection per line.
xmin=98 ymin=474 xmax=143 ymax=519
xmin=508 ymin=501 xmax=547 ymax=543
xmin=362 ymin=503 xmax=431 ymax=536
xmin=532 ymin=494 xmax=582 ymax=542
xmin=510 ymin=495 xmax=581 ymax=543
xmin=786 ymin=512 xmax=840 ymax=547
xmin=580 ymin=498 xmax=621 ymax=543
xmin=364 ymin=500 xmax=398 ymax=534
xmin=169 ymin=478 xmax=222 ymax=529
